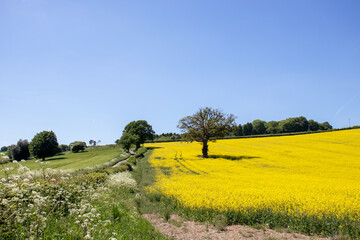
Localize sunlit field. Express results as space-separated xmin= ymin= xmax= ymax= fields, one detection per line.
xmin=145 ymin=129 xmax=360 ymax=237
xmin=0 ymin=146 xmax=122 ymax=177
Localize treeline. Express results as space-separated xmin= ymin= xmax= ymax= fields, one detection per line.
xmin=153 ymin=132 xmax=182 ymax=141
xmin=153 ymin=116 xmax=333 ymax=142
xmin=230 ymin=116 xmax=332 ymax=136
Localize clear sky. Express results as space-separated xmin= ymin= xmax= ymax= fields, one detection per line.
xmin=1 ymin=0 xmax=360 ymax=146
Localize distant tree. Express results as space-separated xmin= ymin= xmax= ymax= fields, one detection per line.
xmin=89 ymin=140 xmax=97 ymax=146
xmin=252 ymin=119 xmax=267 ymax=135
xmin=265 ymin=121 xmax=280 ymax=134
xmin=71 ymin=142 xmax=86 ymax=153
xmin=8 ymin=139 xmax=30 ymax=160
xmin=1 ymin=146 xmax=8 ymax=152
xmin=123 ymin=120 xmax=155 ymax=149
xmin=118 ymin=132 xmax=140 ymax=152
xmin=235 ymin=124 xmax=243 ymax=136
xmin=178 ymin=107 xmax=236 ymax=158
xmin=30 ymin=131 xmax=59 ymax=161
xmin=319 ymin=122 xmax=333 ymax=130
xmin=59 ymin=144 xmax=70 ymax=152
xmin=70 ymin=141 xmax=87 ymax=148
xmin=308 ymin=119 xmax=320 ymax=131
xmin=242 ymin=122 xmax=253 ymax=136
xmin=279 ymin=116 xmax=308 ymax=133
xmin=97 ymin=140 xmax=101 ymax=145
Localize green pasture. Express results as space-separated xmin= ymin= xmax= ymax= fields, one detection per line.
xmin=0 ymin=146 xmax=122 ymax=177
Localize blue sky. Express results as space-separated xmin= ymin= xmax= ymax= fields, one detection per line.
xmin=1 ymin=0 xmax=359 ymax=146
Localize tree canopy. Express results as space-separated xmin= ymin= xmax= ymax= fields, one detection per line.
xmin=122 ymin=120 xmax=154 ymax=149
xmin=178 ymin=107 xmax=236 ymax=158
xmin=8 ymin=139 xmax=30 ymax=160
xmin=118 ymin=132 xmax=140 ymax=152
xmin=30 ymin=131 xmax=59 ymax=161
xmin=71 ymin=142 xmax=86 ymax=153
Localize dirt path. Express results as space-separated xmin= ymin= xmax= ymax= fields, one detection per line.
xmin=143 ymin=214 xmax=330 ymax=240
xmin=112 ymin=157 xmax=130 ymax=167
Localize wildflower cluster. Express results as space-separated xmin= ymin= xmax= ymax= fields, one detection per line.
xmin=0 ymin=161 xmax=106 ymax=239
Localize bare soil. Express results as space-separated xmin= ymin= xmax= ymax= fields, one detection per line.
xmin=143 ymin=213 xmax=330 ymax=240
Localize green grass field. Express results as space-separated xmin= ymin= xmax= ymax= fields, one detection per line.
xmin=0 ymin=146 xmax=122 ymax=177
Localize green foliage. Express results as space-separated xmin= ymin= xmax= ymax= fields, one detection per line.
xmin=252 ymin=119 xmax=267 ymax=135
xmin=59 ymin=144 xmax=70 ymax=152
xmin=243 ymin=122 xmax=253 ymax=135
xmin=178 ymin=107 xmax=236 ymax=157
xmin=122 ymin=120 xmax=155 ymax=149
xmin=320 ymin=121 xmax=333 ymax=130
xmin=1 ymin=146 xmax=7 ymax=152
xmin=153 ymin=133 xmax=182 ymax=142
xmin=30 ymin=131 xmax=59 ymax=161
xmin=71 ymin=142 xmax=86 ymax=153
xmin=118 ymin=132 xmax=140 ymax=151
xmin=89 ymin=139 xmax=97 ymax=146
xmin=279 ymin=116 xmax=309 ymax=133
xmin=70 ymin=141 xmax=87 ymax=148
xmin=8 ymin=139 xmax=30 ymax=160
xmin=308 ymin=119 xmax=320 ymax=131
xmin=265 ymin=121 xmax=281 ymax=134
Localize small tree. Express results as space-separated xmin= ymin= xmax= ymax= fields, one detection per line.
xmin=122 ymin=120 xmax=154 ymax=149
xmin=72 ymin=142 xmax=86 ymax=153
xmin=118 ymin=132 xmax=140 ymax=152
xmin=89 ymin=140 xmax=97 ymax=146
xmin=178 ymin=107 xmax=236 ymax=158
xmin=1 ymin=146 xmax=7 ymax=152
xmin=30 ymin=131 xmax=59 ymax=161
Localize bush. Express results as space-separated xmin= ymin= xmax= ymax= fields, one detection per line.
xmin=59 ymin=144 xmax=70 ymax=152
xmin=1 ymin=146 xmax=7 ymax=152
xmin=72 ymin=142 xmax=86 ymax=153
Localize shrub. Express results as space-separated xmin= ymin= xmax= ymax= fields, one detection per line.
xmin=59 ymin=144 xmax=70 ymax=152
xmin=72 ymin=142 xmax=86 ymax=153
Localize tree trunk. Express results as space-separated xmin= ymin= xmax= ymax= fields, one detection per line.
xmin=202 ymin=140 xmax=208 ymax=158
xmin=42 ymin=157 xmax=45 ymax=161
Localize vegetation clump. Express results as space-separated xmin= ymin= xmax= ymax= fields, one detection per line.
xmin=30 ymin=131 xmax=59 ymax=161
xmin=71 ymin=141 xmax=86 ymax=153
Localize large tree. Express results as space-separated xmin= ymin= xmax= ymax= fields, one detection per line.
xmin=178 ymin=107 xmax=236 ymax=158
xmin=118 ymin=132 xmax=140 ymax=152
xmin=30 ymin=131 xmax=59 ymax=161
xmin=122 ymin=120 xmax=155 ymax=149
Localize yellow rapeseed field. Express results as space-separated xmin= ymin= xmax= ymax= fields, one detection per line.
xmin=145 ymin=129 xmax=360 ymax=225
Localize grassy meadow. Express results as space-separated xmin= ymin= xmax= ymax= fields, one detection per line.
xmin=145 ymin=129 xmax=360 ymax=237
xmin=0 ymin=146 xmax=123 ymax=178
